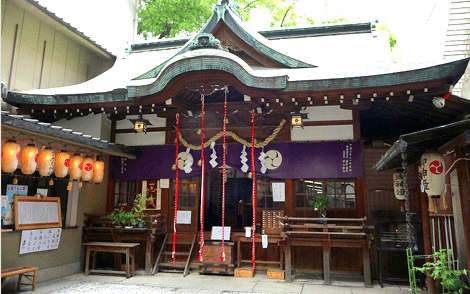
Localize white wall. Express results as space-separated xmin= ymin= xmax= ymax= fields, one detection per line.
xmin=291 ymin=105 xmax=354 ymax=142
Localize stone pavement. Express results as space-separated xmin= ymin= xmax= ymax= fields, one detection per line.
xmin=8 ymin=270 xmax=425 ymax=294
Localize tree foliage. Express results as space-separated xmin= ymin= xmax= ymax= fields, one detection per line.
xmin=138 ymin=0 xmax=290 ymax=39
xmin=377 ymin=24 xmax=397 ymax=50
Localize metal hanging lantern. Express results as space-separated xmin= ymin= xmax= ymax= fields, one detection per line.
xmin=21 ymin=144 xmax=39 ymax=175
xmin=81 ymin=157 xmax=94 ymax=182
xmin=54 ymin=151 xmax=70 ymax=178
xmin=392 ymin=169 xmax=407 ymax=201
xmin=129 ymin=114 xmax=153 ymax=134
xmin=1 ymin=140 xmax=20 ymax=173
xmin=290 ymin=111 xmax=308 ymax=129
xmin=69 ymin=154 xmax=84 ymax=181
xmin=92 ymin=159 xmax=105 ymax=184
xmin=38 ymin=148 xmax=55 ymax=177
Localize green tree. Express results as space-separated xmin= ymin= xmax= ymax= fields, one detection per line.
xmin=378 ymin=24 xmax=397 ymax=50
xmin=137 ymin=0 xmax=283 ymax=39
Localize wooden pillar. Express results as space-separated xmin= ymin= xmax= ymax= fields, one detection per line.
xmin=323 ymin=242 xmax=331 ymax=285
xmin=355 ymin=177 xmax=366 ymax=218
xmin=363 ymin=242 xmax=372 ymax=287
xmin=285 ymin=238 xmax=292 ymax=282
xmin=420 ymin=188 xmax=436 ymax=294
xmin=284 ymin=179 xmax=294 ymax=217
xmin=455 ymin=148 xmax=470 ymax=276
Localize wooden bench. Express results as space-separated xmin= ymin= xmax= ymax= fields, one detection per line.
xmin=279 ymin=216 xmax=374 ymax=287
xmin=83 ymin=242 xmax=140 ymax=278
xmin=1 ymin=266 xmax=38 ymax=291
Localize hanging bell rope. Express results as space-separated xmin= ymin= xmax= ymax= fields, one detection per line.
xmin=198 ymin=94 xmax=205 ymax=262
xmin=172 ymin=113 xmax=180 ymax=267
xmin=221 ymin=87 xmax=228 ymax=262
xmin=251 ymin=111 xmax=257 ymax=273
xmin=178 ymin=119 xmax=286 ymax=150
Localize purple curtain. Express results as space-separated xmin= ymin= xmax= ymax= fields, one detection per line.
xmin=111 ymin=141 xmax=362 ymax=180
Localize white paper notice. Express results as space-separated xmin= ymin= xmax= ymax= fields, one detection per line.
xmin=211 ymin=226 xmax=231 ymax=241
xmin=17 ymin=202 xmax=59 ymax=225
xmin=1 ymin=195 xmax=7 ymax=208
xmin=272 ymin=182 xmax=285 ymax=202
xmin=262 ymin=234 xmax=268 ymax=248
xmin=176 ymin=211 xmax=191 ymax=224
xmin=19 ymin=228 xmax=62 ymax=254
xmin=160 ymin=179 xmax=170 ymax=189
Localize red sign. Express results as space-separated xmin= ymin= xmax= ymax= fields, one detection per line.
xmin=64 ymin=158 xmax=70 ymax=167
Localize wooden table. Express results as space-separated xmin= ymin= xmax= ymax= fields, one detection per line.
xmin=84 ymin=242 xmax=140 ymax=278
xmin=83 ymin=227 xmax=164 ymax=274
xmin=235 ymin=234 xmax=283 ymax=269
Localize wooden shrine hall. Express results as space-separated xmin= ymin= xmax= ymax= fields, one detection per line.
xmin=3 ymin=0 xmax=470 ymax=287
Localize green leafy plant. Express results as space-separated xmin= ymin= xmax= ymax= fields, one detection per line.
xmin=133 ymin=192 xmax=150 ymax=223
xmin=414 ymin=249 xmax=468 ymax=294
xmin=122 ymin=211 xmax=137 ymax=227
xmin=309 ymin=195 xmax=329 ymax=217
xmin=101 ymin=208 xmax=125 ymax=226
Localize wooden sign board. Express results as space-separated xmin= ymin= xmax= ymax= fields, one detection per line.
xmin=14 ymin=196 xmax=62 ymax=230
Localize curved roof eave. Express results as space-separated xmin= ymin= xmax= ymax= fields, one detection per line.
xmin=5 ymin=57 xmax=469 ymax=107
xmin=128 ymin=49 xmax=289 ymax=97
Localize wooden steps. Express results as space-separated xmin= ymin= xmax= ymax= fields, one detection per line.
xmin=152 ymin=233 xmax=197 ymax=276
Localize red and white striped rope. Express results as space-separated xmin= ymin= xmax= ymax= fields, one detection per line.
xmin=221 ymin=88 xmax=228 ymax=261
xmin=251 ymin=111 xmax=256 ymax=273
xmin=172 ymin=113 xmax=180 ymax=267
xmin=198 ymin=94 xmax=205 ymax=262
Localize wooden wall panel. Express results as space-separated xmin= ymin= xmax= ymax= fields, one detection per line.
xmin=34 ymin=22 xmax=54 ymax=89
xmin=78 ymin=46 xmax=91 ymax=83
xmin=64 ymin=39 xmax=80 ymax=86
xmin=13 ymin=11 xmax=39 ymax=90
xmin=1 ymin=0 xmax=23 ymax=89
xmin=49 ymin=32 xmax=68 ymax=88
xmin=89 ymin=53 xmax=102 ymax=79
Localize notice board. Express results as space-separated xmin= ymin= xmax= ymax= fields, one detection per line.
xmin=14 ymin=196 xmax=62 ymax=230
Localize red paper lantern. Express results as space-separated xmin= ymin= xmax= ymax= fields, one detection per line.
xmin=421 ymin=152 xmax=445 ymax=197
xmin=81 ymin=157 xmax=94 ymax=182
xmin=92 ymin=159 xmax=105 ymax=184
xmin=1 ymin=141 xmax=20 ymax=173
xmin=54 ymin=151 xmax=70 ymax=178
xmin=38 ymin=148 xmax=55 ymax=177
xmin=21 ymin=144 xmax=38 ymax=175
xmin=69 ymin=154 xmax=84 ymax=181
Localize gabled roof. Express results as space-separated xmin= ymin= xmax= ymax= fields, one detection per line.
xmin=3 ymin=0 xmax=470 ymax=136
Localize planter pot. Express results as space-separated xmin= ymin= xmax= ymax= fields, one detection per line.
xmin=137 ymin=222 xmax=145 ymax=228
xmin=125 ymin=226 xmax=133 ymax=229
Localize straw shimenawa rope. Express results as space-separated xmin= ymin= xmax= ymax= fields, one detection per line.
xmin=178 ymin=119 xmax=286 ymax=150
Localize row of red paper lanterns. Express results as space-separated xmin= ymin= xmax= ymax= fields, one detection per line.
xmin=1 ymin=141 xmax=104 ymax=184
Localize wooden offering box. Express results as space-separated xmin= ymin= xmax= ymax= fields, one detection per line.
xmin=199 ymin=240 xmax=236 ymax=275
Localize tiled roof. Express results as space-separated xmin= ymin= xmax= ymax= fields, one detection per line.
xmin=1 ymin=111 xmax=134 ymax=159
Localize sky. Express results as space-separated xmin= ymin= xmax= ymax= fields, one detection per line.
xmin=36 ymin=0 xmax=451 ymax=62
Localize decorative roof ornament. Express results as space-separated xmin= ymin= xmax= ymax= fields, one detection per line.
xmin=220 ymin=0 xmax=242 ymax=20
xmin=188 ymin=33 xmax=227 ymax=51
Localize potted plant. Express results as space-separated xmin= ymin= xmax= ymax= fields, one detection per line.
xmin=133 ymin=192 xmax=150 ymax=228
xmin=414 ymin=249 xmax=468 ymax=294
xmin=101 ymin=208 xmax=125 ymax=228
xmin=122 ymin=211 xmax=137 ymax=228
xmin=309 ymin=195 xmax=329 ymax=217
